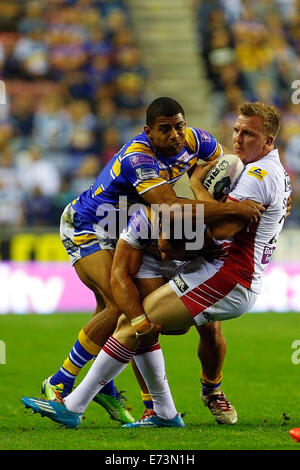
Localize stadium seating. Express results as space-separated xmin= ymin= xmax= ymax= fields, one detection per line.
xmin=0 ymin=0 xmax=148 ymax=228
xmin=196 ymin=0 xmax=300 ymax=225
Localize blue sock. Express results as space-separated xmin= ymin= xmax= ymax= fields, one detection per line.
xmin=143 ymin=400 xmax=153 ymax=409
xmin=101 ymin=380 xmax=118 ymax=396
xmin=50 ymin=337 xmax=96 ymax=392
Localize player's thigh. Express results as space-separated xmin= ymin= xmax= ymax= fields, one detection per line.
xmin=92 ymin=292 xmax=106 ymax=314
xmin=142 ymin=282 xmax=195 ymax=331
xmin=74 ymin=249 xmax=115 ymax=305
xmin=134 ymin=277 xmax=166 ymax=299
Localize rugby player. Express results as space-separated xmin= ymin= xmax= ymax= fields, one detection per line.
xmin=21 ymin=102 xmax=285 ymax=429
xmin=38 ymin=97 xmax=263 ymax=424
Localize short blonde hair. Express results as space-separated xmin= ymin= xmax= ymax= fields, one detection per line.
xmin=238 ymin=101 xmax=281 ymax=139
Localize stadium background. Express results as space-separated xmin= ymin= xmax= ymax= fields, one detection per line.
xmin=0 ymin=0 xmax=299 ymax=315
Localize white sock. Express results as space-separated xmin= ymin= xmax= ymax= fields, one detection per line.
xmin=134 ymin=345 xmax=177 ymax=420
xmin=64 ymin=336 xmax=134 ymax=414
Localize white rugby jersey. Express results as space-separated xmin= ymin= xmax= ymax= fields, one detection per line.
xmin=219 ymin=149 xmax=292 ymax=293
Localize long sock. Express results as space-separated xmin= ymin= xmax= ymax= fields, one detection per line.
xmin=134 ymin=343 xmax=177 ymax=420
xmin=200 ymin=372 xmax=222 ymax=396
xmin=50 ymin=329 xmax=100 ymax=388
xmin=64 ymin=336 xmax=135 ymax=414
xmin=50 ymin=329 xmax=117 ymax=397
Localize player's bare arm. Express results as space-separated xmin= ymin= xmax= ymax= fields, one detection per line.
xmin=209 ymin=199 xmax=247 ymax=240
xmin=188 ymin=162 xmax=265 ymax=224
xmin=142 ymin=177 xmax=264 ymax=226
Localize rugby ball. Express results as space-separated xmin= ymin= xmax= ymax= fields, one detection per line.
xmin=203 ymin=154 xmax=244 ymax=200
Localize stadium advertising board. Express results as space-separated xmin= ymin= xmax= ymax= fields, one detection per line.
xmin=0 ymin=261 xmax=300 ymax=314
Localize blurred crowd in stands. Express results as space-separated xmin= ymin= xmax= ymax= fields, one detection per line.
xmin=0 ymin=0 xmax=299 ymax=230
xmin=0 ymin=0 xmax=148 ymax=228
xmin=197 ymin=0 xmax=300 ymax=225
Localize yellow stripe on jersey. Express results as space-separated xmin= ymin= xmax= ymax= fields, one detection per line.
xmin=158 ymin=157 xmax=197 ymax=182
xmin=124 ymin=142 xmax=156 ymax=158
xmin=171 ymin=156 xmax=198 ymax=179
xmin=208 ymin=143 xmax=223 ymax=161
xmin=184 ymin=127 xmax=197 ymax=152
xmin=73 ymin=233 xmax=98 ymax=245
xmin=136 ymin=178 xmax=167 ymax=194
xmin=111 ymin=158 xmax=121 ymax=177
xmin=94 ymin=186 xmax=103 ymax=196
xmin=78 ymin=329 xmax=101 ymax=356
xmin=247 ymin=166 xmax=268 ymax=181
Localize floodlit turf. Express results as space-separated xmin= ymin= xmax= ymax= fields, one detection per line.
xmin=0 ymin=312 xmax=299 ymax=451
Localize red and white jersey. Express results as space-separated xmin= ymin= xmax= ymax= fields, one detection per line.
xmin=218 ymin=149 xmax=292 ymax=293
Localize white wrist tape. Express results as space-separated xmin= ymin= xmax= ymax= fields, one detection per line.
xmin=130 ymin=314 xmax=146 ymax=327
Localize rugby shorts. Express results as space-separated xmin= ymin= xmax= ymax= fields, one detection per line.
xmin=60 ymin=203 xmax=116 ymax=265
xmin=169 ymin=257 xmax=258 ymax=325
xmin=136 ymin=253 xmax=190 ymax=280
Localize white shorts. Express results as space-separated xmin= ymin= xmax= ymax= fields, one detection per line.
xmin=169 ymin=257 xmax=258 ymax=326
xmin=136 ymin=253 xmax=190 ymax=280
xmin=60 ymin=203 xmax=116 ymax=266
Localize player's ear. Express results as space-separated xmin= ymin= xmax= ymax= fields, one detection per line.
xmin=144 ymin=125 xmax=151 ymax=136
xmin=266 ymin=135 xmax=274 ymax=147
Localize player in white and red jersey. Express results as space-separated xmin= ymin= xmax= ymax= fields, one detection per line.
xmin=174 ymin=149 xmax=291 ymax=325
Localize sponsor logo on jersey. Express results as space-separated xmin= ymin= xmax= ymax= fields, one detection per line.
xmin=261 ymin=245 xmax=276 ymax=264
xmin=135 ymin=167 xmax=159 ymax=181
xmin=247 ymin=166 xmax=268 ymax=180
xmin=199 ymin=130 xmax=211 ymax=142
xmin=173 ymin=274 xmax=189 ymax=293
xmin=130 ymin=155 xmax=155 ymax=167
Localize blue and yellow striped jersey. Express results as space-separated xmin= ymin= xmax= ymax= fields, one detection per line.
xmin=72 ymin=127 xmax=221 ymax=230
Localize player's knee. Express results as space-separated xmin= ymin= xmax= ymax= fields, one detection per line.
xmin=197 ymin=321 xmax=224 ymax=343
xmin=115 ymin=314 xmax=133 ymax=334
xmin=115 ymin=313 xmax=126 ymax=330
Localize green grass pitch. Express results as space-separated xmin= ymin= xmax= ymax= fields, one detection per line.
xmin=0 ymin=312 xmax=299 ymax=451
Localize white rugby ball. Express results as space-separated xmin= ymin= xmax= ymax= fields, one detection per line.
xmin=203 ymin=154 xmax=244 ymax=200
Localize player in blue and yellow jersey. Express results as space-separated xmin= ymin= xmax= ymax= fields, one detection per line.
xmin=41 ymin=97 xmax=263 ymax=424
xmin=63 ymin=103 xmax=223 ymax=260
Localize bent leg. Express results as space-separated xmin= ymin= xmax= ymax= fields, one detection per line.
xmin=74 ymin=249 xmax=117 ymax=310
xmin=75 ymin=249 xmax=121 ymax=345
xmin=142 ymin=282 xmax=195 ymax=331
xmin=114 ymin=315 xmax=178 ymax=420
xmin=47 ymin=250 xmax=120 ymax=394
